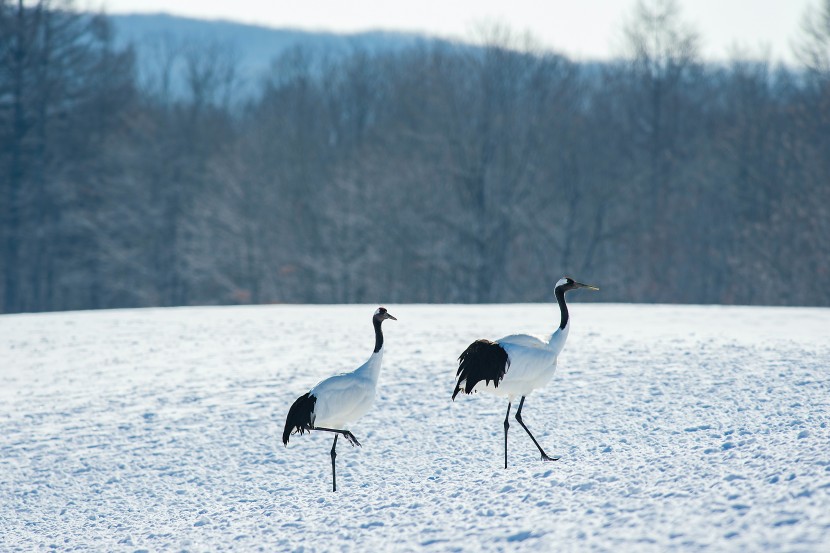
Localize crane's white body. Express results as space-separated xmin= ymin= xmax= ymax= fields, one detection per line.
xmin=309 ymin=351 xmax=383 ymax=429
xmin=472 ymin=324 xmax=570 ymax=398
xmin=283 ymin=307 xmax=395 ymax=492
xmin=452 ymin=278 xmax=596 ymax=467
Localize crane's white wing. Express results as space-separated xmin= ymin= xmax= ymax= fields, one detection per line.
xmin=498 ymin=342 xmax=559 ymax=392
xmin=497 ymin=334 xmax=548 ymax=349
xmin=310 ymin=372 xmax=375 ymax=428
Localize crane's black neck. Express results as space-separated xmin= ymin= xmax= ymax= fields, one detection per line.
xmin=555 ymin=287 xmax=569 ymax=330
xmin=373 ymin=318 xmax=384 ymax=353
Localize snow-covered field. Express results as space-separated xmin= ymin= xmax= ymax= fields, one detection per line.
xmin=1 ymin=303 xmax=829 ymax=552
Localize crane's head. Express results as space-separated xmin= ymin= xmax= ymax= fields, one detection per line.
xmin=373 ymin=306 xmax=397 ymax=322
xmin=555 ymin=277 xmax=599 ymax=293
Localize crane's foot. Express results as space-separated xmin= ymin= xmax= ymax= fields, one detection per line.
xmin=541 ymin=454 xmax=560 ymax=462
xmin=345 ymin=432 xmax=361 ymax=447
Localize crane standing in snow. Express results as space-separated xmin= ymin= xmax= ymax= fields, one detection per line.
xmin=283 ymin=307 xmax=397 ymax=491
xmin=452 ymin=277 xmax=598 ymax=468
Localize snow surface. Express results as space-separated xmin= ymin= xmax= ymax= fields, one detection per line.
xmin=1 ymin=303 xmax=829 ymax=552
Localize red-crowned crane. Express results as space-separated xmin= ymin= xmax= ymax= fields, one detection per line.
xmin=452 ymin=277 xmax=598 ymax=468
xmin=283 ymin=307 xmax=397 ymax=491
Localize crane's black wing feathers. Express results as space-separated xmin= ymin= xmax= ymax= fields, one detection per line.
xmin=282 ymin=392 xmax=317 ymax=445
xmin=452 ymin=339 xmax=509 ymax=400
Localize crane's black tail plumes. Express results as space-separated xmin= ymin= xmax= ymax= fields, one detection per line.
xmin=282 ymin=392 xmax=317 ymax=445
xmin=452 ymin=340 xmax=509 ymax=400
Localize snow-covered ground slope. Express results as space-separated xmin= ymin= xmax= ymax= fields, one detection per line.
xmin=1 ymin=303 xmax=829 ymax=551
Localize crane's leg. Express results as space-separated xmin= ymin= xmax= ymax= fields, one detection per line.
xmin=314 ymin=428 xmax=360 ymax=491
xmin=331 ymin=434 xmax=338 ymax=492
xmin=314 ymin=427 xmax=361 ymax=447
xmin=515 ymin=396 xmax=559 ymax=462
xmin=503 ymin=401 xmax=511 ymax=469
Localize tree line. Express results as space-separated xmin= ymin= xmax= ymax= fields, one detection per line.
xmin=1 ymin=0 xmax=829 ymax=314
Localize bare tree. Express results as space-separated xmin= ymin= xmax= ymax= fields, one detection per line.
xmin=2 ymin=1 xmax=829 ymax=313
xmin=621 ymin=0 xmax=703 ymax=301
xmin=796 ymin=0 xmax=830 ymax=81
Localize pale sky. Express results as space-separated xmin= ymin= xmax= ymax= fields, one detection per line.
xmin=98 ymin=0 xmax=815 ymax=65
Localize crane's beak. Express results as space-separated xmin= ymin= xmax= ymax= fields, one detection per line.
xmin=385 ymin=313 xmax=398 ymax=321
xmin=575 ymin=281 xmax=599 ymax=291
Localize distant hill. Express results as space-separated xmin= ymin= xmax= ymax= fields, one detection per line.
xmin=108 ymin=13 xmax=441 ymax=96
